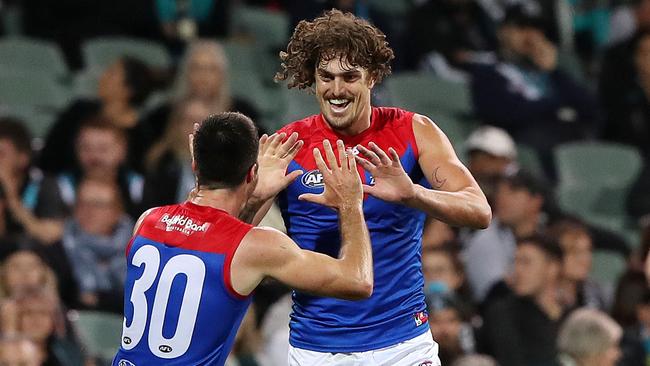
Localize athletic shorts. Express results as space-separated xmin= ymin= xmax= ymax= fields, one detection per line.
xmin=288 ymin=330 xmax=441 ymax=366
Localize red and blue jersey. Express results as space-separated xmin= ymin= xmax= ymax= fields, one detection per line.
xmin=278 ymin=107 xmax=430 ymax=352
xmin=113 ymin=201 xmax=253 ymax=366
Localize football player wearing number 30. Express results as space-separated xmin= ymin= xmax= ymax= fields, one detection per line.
xmin=112 ymin=112 xmax=372 ymax=365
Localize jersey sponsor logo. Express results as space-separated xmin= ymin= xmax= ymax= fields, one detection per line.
xmin=301 ymin=170 xmax=324 ymax=188
xmin=118 ymin=360 xmax=136 ymax=366
xmin=156 ymin=214 xmax=210 ymax=235
xmin=414 ymin=311 xmax=429 ymax=327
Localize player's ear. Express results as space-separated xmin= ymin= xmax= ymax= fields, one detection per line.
xmin=246 ymin=163 xmax=258 ymax=183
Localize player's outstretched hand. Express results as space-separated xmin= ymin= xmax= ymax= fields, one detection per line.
xmin=298 ymin=140 xmax=363 ymax=210
xmin=253 ymin=132 xmax=304 ymax=201
xmin=355 ymin=142 xmax=415 ymax=204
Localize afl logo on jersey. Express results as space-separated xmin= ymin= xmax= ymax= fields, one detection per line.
xmin=118 ymin=360 xmax=136 ymax=366
xmin=159 ymin=345 xmax=173 ymax=353
xmin=302 ymin=170 xmax=324 ymax=188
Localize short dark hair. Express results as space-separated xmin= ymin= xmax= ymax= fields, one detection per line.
xmin=193 ymin=112 xmax=258 ymax=188
xmin=121 ymin=56 xmax=154 ymax=108
xmin=76 ymin=116 xmax=128 ymax=145
xmin=518 ymin=234 xmax=563 ymax=262
xmin=0 ymin=117 xmax=32 ymax=155
xmin=502 ymin=169 xmax=548 ymax=198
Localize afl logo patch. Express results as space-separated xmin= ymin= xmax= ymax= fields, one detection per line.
xmin=118 ymin=360 xmax=136 ymax=366
xmin=159 ymin=345 xmax=173 ymax=353
xmin=301 ymin=170 xmax=324 ymax=188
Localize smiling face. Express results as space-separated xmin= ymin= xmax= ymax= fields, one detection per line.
xmin=315 ymin=56 xmax=375 ymax=134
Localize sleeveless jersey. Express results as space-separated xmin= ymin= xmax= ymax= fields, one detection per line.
xmin=113 ymin=201 xmax=253 ymax=366
xmin=278 ymin=107 xmax=430 ymax=352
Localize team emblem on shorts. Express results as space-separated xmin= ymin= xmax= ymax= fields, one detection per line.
xmin=302 ymin=170 xmax=324 ymax=188
xmin=414 ymin=311 xmax=429 ymax=326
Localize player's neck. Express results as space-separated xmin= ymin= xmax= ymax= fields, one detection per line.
xmin=189 ymin=187 xmax=247 ymax=218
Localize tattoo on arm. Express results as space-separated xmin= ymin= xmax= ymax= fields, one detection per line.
xmin=431 ymin=167 xmax=447 ymax=189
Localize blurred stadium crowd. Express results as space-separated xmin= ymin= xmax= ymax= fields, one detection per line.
xmin=0 ymin=0 xmax=650 ymax=365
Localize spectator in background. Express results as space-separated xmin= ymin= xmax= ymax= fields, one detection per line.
xmin=1 ymin=289 xmax=84 ymax=366
xmin=426 ymin=291 xmax=477 ymax=365
xmin=143 ymin=40 xmax=261 ymax=145
xmin=405 ymin=0 xmax=497 ymax=80
xmin=469 ymin=5 xmax=600 ymax=180
xmin=423 ymin=243 xmax=473 ymax=305
xmin=619 ymin=287 xmax=650 ymax=366
xmin=462 ymin=170 xmax=547 ymax=304
xmin=557 ymin=308 xmax=622 ymax=366
xmin=0 ymin=248 xmax=58 ymax=299
xmin=600 ymin=30 xmax=650 ymax=156
xmin=142 ymin=98 xmax=213 ymax=209
xmin=480 ymin=235 xmax=565 ymax=366
xmin=0 ymin=336 xmax=45 ymax=366
xmin=39 ymin=56 xmax=155 ymax=174
xmin=61 ymin=179 xmax=132 ymax=313
xmin=548 ymin=218 xmax=606 ymax=311
xmin=0 ymin=117 xmax=65 ymax=247
xmin=463 ymin=125 xmax=518 ymax=204
xmin=38 ymin=120 xmax=143 ymax=220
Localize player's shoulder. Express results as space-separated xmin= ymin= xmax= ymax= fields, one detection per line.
xmin=278 ymin=114 xmax=321 ymax=135
xmin=373 ymin=106 xmax=414 ymax=122
xmin=238 ymin=226 xmax=293 ymax=265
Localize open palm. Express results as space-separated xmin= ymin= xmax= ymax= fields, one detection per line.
xmin=355 ymin=142 xmax=415 ymax=204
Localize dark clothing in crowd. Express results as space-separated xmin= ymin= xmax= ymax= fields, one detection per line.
xmin=481 ymin=295 xmax=562 ymax=366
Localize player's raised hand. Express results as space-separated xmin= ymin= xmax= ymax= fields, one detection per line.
xmin=253 ymin=132 xmax=304 ymax=201
xmin=355 ymin=142 xmax=416 ymax=204
xmin=298 ymin=140 xmax=363 ymax=210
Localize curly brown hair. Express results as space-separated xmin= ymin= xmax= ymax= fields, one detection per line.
xmin=274 ymin=9 xmax=394 ymax=89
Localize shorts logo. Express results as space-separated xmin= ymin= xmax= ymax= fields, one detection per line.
xmin=118 ymin=360 xmax=135 ymax=366
xmin=414 ymin=311 xmax=429 ymax=327
xmin=302 ymin=170 xmax=324 ymax=188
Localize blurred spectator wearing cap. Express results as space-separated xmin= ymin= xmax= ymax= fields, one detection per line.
xmin=469 ymin=4 xmax=600 ymax=181
xmin=547 ymin=218 xmax=607 ymax=311
xmin=0 ymin=117 xmax=66 ymax=247
xmin=461 ymin=170 xmax=548 ymax=304
xmin=426 ymin=290 xmax=477 ymax=365
xmin=39 ymin=56 xmax=156 ymax=175
xmin=557 ymin=308 xmax=622 ymax=366
xmin=480 ymin=235 xmax=565 ymax=366
xmin=464 ymin=125 xmax=518 ymax=204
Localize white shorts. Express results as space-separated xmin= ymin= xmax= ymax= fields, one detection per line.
xmin=288 ymin=331 xmax=441 ymax=366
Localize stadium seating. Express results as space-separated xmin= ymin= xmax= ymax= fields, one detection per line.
xmin=82 ymin=37 xmax=171 ymax=72
xmin=69 ymin=310 xmax=123 ymax=365
xmin=554 ymin=142 xmax=643 ymax=242
xmin=230 ymin=5 xmax=289 ymax=51
xmin=384 ymin=72 xmax=472 ymax=117
xmin=0 ymin=37 xmax=69 ymax=80
xmin=0 ymin=72 xmax=71 ymax=110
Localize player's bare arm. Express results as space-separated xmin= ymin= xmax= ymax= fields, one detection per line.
xmin=355 ymin=114 xmax=491 ymax=229
xmin=231 ymin=139 xmax=373 ymax=300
